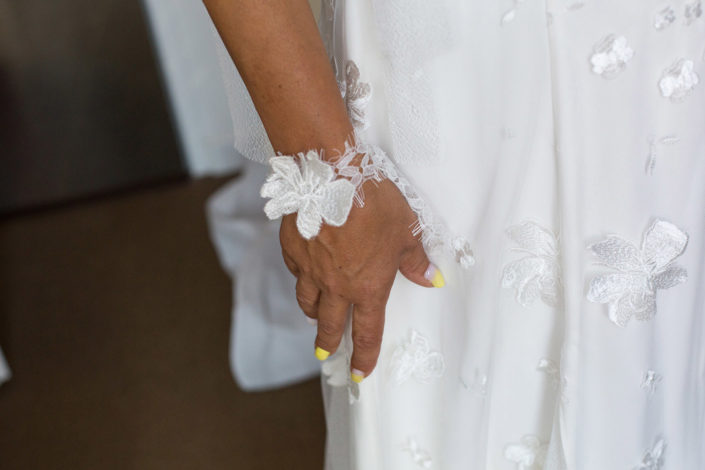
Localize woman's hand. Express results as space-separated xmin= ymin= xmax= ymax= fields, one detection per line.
xmin=279 ymin=178 xmax=444 ymax=382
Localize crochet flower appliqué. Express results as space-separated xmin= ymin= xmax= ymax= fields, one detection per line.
xmin=586 ymin=219 xmax=688 ymax=327
xmin=659 ymin=59 xmax=699 ymax=101
xmin=590 ymin=35 xmax=634 ymax=78
xmin=504 ymin=435 xmax=548 ymax=470
xmin=388 ymin=330 xmax=445 ymax=386
xmin=501 ymin=221 xmax=562 ymax=308
xmin=261 ymin=152 xmax=356 ymax=239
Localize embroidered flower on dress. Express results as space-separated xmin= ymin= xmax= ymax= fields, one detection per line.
xmin=635 ymin=438 xmax=666 ymax=470
xmin=388 ymin=330 xmax=445 ymax=385
xmin=590 ymin=35 xmax=634 ymax=79
xmin=654 ymin=6 xmax=677 ymax=30
xmin=502 ymin=221 xmax=562 ymax=308
xmin=504 ymin=435 xmax=548 ymax=470
xmin=321 ymin=350 xmax=360 ymax=405
xmin=460 ymin=368 xmax=488 ymax=396
xmin=452 ymin=236 xmax=476 ymax=269
xmin=338 ymin=60 xmax=372 ymax=130
xmin=641 ymin=370 xmax=663 ymax=396
xmin=659 ymin=59 xmax=699 ymax=101
xmin=586 ymin=219 xmax=688 ymax=327
xmin=501 ymin=0 xmax=526 ymax=25
xmin=402 ymin=437 xmax=433 ymax=468
xmin=684 ymin=1 xmax=703 ymax=25
xmin=261 ymin=152 xmax=356 ymax=240
xmin=537 ymin=358 xmax=561 ymax=390
xmin=645 ymin=134 xmax=679 ymax=175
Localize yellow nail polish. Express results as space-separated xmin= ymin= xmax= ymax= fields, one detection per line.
xmin=431 ymin=269 xmax=445 ymax=288
xmin=315 ymin=347 xmax=330 ymax=361
xmin=351 ymin=369 xmax=365 ymax=383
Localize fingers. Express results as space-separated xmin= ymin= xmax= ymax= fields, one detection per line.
xmin=314 ymin=293 xmax=350 ymax=360
xmin=295 ymin=276 xmax=320 ymax=323
xmin=398 ymin=240 xmax=445 ymax=288
xmin=349 ymin=301 xmax=385 ymax=382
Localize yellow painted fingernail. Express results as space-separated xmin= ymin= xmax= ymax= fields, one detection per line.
xmin=351 ymin=369 xmax=365 ymax=383
xmin=315 ymin=347 xmax=330 ymax=361
xmin=424 ymin=263 xmax=445 ymax=288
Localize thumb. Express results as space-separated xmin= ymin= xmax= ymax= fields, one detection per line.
xmin=398 ymin=241 xmax=445 ymax=288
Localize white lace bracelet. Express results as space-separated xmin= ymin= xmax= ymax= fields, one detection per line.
xmin=260 ymin=134 xmax=387 ymax=240
xmin=260 ymin=132 xmax=476 ymax=268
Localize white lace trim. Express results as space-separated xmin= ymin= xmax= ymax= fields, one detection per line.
xmin=586 ymin=219 xmax=688 ymax=327
xmin=388 ymin=329 xmax=445 ymax=386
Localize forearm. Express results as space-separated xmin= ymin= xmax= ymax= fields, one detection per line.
xmin=203 ymin=0 xmax=353 ymax=157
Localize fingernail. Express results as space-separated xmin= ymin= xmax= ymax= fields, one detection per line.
xmin=351 ymin=369 xmax=365 ymax=383
xmin=306 ymin=317 xmax=318 ymax=326
xmin=424 ymin=263 xmax=445 ymax=288
xmin=315 ymin=347 xmax=330 ymax=361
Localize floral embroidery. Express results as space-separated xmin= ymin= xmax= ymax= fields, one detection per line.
xmin=635 ymin=438 xmax=666 ymax=470
xmin=654 ymin=6 xmax=676 ymax=30
xmin=460 ymin=368 xmax=488 ymax=396
xmin=502 ymin=221 xmax=562 ymax=308
xmin=321 ymin=349 xmax=360 ymax=405
xmin=501 ymin=0 xmax=525 ymax=25
xmin=645 ymin=134 xmax=679 ymax=175
xmin=586 ymin=219 xmax=688 ymax=327
xmin=504 ymin=435 xmax=548 ymax=470
xmin=338 ymin=60 xmax=371 ymax=130
xmin=641 ymin=370 xmax=663 ymax=396
xmin=566 ymin=0 xmax=586 ymax=10
xmin=261 ymin=153 xmax=356 ymax=239
xmin=389 ymin=330 xmax=445 ymax=385
xmin=684 ymin=1 xmax=703 ymax=25
xmin=402 ymin=437 xmax=433 ymax=468
xmin=536 ymin=358 xmax=560 ymax=390
xmin=590 ymin=35 xmax=634 ymax=79
xmin=452 ymin=236 xmax=476 ymax=269
xmin=659 ymin=59 xmax=699 ymax=101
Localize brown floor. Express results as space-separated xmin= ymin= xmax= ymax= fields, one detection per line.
xmin=0 ymin=177 xmax=326 ymax=469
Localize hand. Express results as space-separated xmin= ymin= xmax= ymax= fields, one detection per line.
xmin=279 ymin=178 xmax=445 ymax=382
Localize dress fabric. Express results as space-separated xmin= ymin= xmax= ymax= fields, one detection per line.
xmin=210 ymin=0 xmax=705 ymax=468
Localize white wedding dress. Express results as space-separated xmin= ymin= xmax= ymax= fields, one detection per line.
xmin=207 ymin=1 xmax=705 ymax=468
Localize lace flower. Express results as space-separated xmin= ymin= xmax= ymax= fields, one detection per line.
xmin=586 ymin=219 xmax=688 ymax=327
xmin=635 ymin=438 xmax=666 ymax=470
xmin=452 ymin=236 xmax=476 ymax=269
xmin=501 ymin=221 xmax=562 ymax=308
xmin=659 ymin=59 xmax=699 ymax=101
xmin=654 ymin=6 xmax=676 ymax=30
xmin=590 ymin=35 xmax=634 ymax=79
xmin=321 ymin=350 xmax=360 ymax=405
xmin=388 ymin=330 xmax=445 ymax=385
xmin=504 ymin=435 xmax=548 ymax=470
xmin=261 ymin=152 xmax=356 ymax=239
xmin=684 ymin=1 xmax=702 ymax=25
xmin=338 ymin=60 xmax=372 ymax=130
xmin=641 ymin=370 xmax=662 ymax=396
xmin=402 ymin=437 xmax=432 ymax=468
